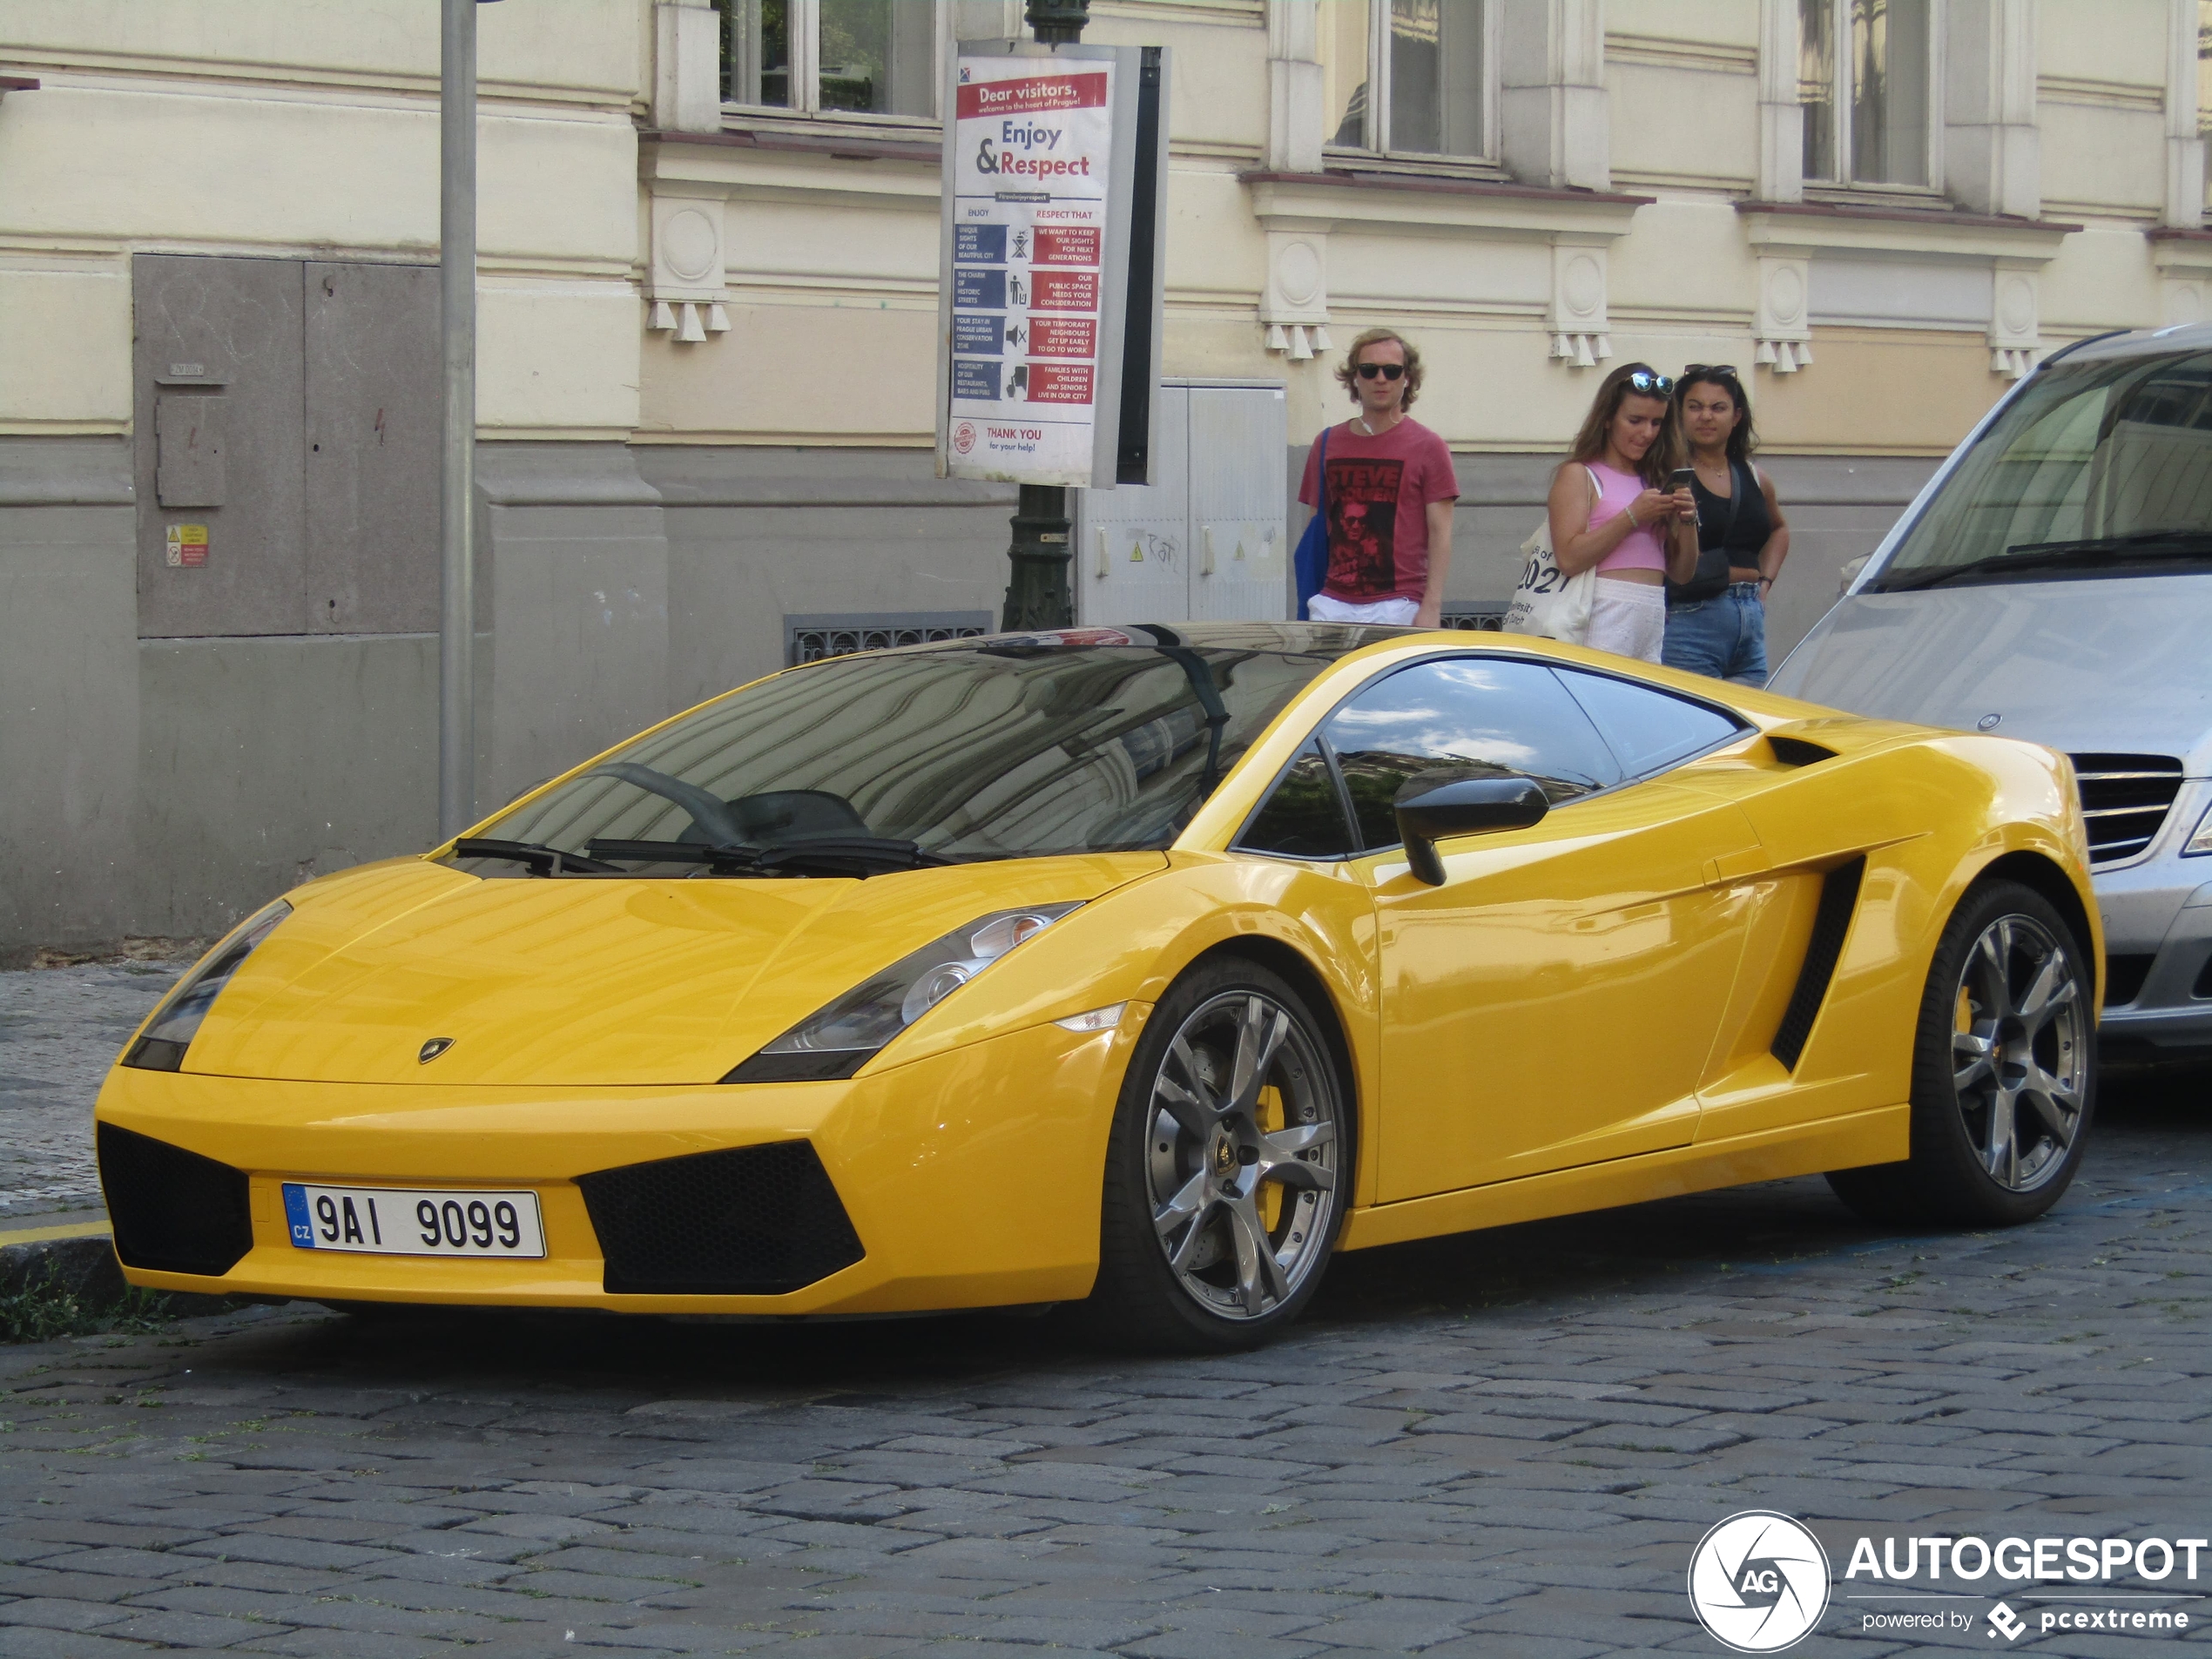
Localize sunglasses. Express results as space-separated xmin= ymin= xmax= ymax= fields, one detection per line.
xmin=1354 ymin=361 xmax=1406 ymax=381
xmin=1680 ymin=364 xmax=1742 ymax=383
xmin=1624 ymin=370 xmax=1673 ymax=395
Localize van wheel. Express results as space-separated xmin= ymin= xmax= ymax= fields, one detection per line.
xmin=1827 ymin=880 xmax=2095 ymax=1227
xmin=1077 ymin=956 xmax=1350 ymax=1352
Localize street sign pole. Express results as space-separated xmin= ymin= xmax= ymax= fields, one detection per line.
xmin=999 ymin=0 xmax=1089 ymax=632
xmin=437 ymin=0 xmax=480 ymax=840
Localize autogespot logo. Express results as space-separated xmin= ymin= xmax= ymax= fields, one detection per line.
xmin=1688 ymin=1511 xmax=1833 ymax=1652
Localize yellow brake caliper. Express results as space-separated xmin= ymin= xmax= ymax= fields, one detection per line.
xmin=1256 ymin=1083 xmax=1285 ymax=1233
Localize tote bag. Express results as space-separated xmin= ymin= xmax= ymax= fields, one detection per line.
xmin=1292 ymin=428 xmax=1331 ymax=621
xmin=1502 ymin=465 xmax=1601 ymax=646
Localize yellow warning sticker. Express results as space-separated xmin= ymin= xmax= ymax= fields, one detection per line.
xmin=165 ymin=523 xmax=208 ymax=568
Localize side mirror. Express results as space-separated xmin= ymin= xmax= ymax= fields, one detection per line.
xmin=1393 ymin=775 xmax=1548 ymax=886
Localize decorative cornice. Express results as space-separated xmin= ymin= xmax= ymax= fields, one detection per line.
xmin=1738 ymin=199 xmax=2080 ymax=262
xmin=644 ymin=126 xmax=939 ymax=165
xmin=1241 ymin=171 xmax=1652 ymax=239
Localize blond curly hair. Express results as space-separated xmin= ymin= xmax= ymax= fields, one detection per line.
xmin=1333 ymin=327 xmax=1423 ymax=409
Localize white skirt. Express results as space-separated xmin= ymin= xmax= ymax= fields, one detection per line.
xmin=1585 ymin=578 xmax=1667 ymax=663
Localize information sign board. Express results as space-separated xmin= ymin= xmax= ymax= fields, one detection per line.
xmin=936 ymin=44 xmax=1165 ymax=489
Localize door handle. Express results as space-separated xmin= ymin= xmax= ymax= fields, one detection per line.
xmin=1095 ymin=526 xmax=1108 ymax=578
xmin=1201 ymin=525 xmax=1215 ymax=577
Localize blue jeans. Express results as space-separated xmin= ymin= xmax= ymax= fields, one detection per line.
xmin=1662 ymin=583 xmax=1769 ymax=685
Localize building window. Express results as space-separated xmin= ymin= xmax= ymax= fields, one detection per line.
xmin=1323 ymin=0 xmax=1490 ymax=161
xmin=1799 ymin=0 xmax=1932 ymax=188
xmin=720 ymin=0 xmax=937 ymax=118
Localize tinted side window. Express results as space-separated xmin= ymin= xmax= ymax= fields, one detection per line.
xmin=1323 ymin=658 xmax=1623 ymax=849
xmin=1556 ymin=668 xmax=1743 ymax=779
xmin=1237 ymin=742 xmax=1355 ymax=860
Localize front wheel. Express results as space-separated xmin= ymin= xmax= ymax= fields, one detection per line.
xmin=1827 ymin=879 xmax=2095 ymax=1227
xmin=1076 ymin=956 xmax=1350 ymax=1352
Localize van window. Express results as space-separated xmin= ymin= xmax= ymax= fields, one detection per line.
xmin=1874 ymin=350 xmax=2212 ymax=590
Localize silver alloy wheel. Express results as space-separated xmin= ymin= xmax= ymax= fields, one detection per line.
xmin=1143 ymin=990 xmax=1339 ymax=1321
xmin=1950 ymin=913 xmax=2088 ymax=1192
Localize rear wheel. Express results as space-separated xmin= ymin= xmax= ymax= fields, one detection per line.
xmin=1077 ymin=956 xmax=1349 ymax=1352
xmin=1827 ymin=879 xmax=2094 ymax=1227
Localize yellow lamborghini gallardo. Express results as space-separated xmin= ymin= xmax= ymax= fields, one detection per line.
xmin=95 ymin=624 xmax=2101 ymax=1349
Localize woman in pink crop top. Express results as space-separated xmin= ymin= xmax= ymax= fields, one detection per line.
xmin=1543 ymin=362 xmax=1700 ymax=663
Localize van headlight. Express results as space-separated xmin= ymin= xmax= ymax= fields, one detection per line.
xmin=2186 ymin=802 xmax=2212 ymax=857
xmin=723 ymin=903 xmax=1082 ymax=1082
xmin=122 ymin=900 xmax=292 ymax=1072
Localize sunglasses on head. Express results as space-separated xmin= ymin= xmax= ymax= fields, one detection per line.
xmin=1624 ymin=370 xmax=1673 ymax=395
xmin=1355 ymin=361 xmax=1406 ymax=381
xmin=1679 ymin=364 xmax=1742 ymax=388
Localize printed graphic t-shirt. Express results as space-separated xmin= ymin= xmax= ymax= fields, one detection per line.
xmin=1297 ymin=417 xmax=1460 ymax=604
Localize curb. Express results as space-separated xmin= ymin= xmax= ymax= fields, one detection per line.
xmin=1 ymin=1231 xmax=127 ymax=1302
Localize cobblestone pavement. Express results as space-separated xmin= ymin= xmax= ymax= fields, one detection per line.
xmin=0 ymin=963 xmax=185 ymax=1220
xmin=3 ymin=958 xmax=2211 ymax=1656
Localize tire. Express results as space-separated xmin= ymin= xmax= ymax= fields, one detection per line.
xmin=1827 ymin=878 xmax=2096 ymax=1228
xmin=1076 ymin=955 xmax=1352 ymax=1352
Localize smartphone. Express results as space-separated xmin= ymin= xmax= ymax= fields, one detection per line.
xmin=1667 ymin=468 xmax=1696 ymax=492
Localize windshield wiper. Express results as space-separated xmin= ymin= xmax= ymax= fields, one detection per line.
xmin=585 ymin=836 xmax=953 ymax=878
xmin=451 ymin=838 xmax=623 ymax=876
xmin=1878 ymin=529 xmax=2212 ymax=591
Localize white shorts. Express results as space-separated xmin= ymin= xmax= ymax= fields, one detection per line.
xmin=1308 ymin=592 xmax=1420 ymax=626
xmin=1585 ymin=578 xmax=1667 ymax=663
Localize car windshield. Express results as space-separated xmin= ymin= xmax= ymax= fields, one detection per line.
xmin=467 ymin=633 xmax=1340 ymax=874
xmin=1875 ymin=347 xmax=2212 ymax=590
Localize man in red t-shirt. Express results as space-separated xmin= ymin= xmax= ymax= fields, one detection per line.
xmin=1296 ymin=327 xmax=1460 ymax=627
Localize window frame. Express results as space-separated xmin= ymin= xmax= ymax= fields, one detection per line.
xmin=1799 ymin=0 xmax=1944 ymax=200
xmin=1320 ymin=0 xmax=1502 ymax=175
xmin=720 ymin=0 xmax=948 ymax=131
xmin=1230 ymin=651 xmax=1754 ymax=865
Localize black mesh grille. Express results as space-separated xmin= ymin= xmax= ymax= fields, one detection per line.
xmin=2105 ymin=953 xmax=2155 ymax=1008
xmin=98 ymin=1123 xmax=253 ymax=1278
xmin=1771 ymin=857 xmax=1866 ymax=1071
xmin=2071 ymin=753 xmax=2182 ymax=865
xmin=576 ymin=1141 xmax=865 ymax=1296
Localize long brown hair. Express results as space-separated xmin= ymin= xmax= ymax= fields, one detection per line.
xmin=1566 ymin=362 xmax=1682 ymax=488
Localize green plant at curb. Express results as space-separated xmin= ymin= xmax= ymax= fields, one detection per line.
xmin=0 ymin=1268 xmax=181 ymax=1344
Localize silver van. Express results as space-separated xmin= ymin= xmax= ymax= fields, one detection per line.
xmin=1769 ymin=327 xmax=2212 ymax=1066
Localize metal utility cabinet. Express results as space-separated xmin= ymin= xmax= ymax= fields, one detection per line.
xmin=1076 ymin=380 xmax=1287 ymax=625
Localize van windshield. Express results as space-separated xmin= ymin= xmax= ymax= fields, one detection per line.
xmin=1875 ymin=349 xmax=2212 ymax=590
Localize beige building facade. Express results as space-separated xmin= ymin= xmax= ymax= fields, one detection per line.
xmin=4 ymin=0 xmax=2210 ymax=949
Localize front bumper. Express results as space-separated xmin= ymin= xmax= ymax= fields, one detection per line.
xmin=2094 ymin=828 xmax=2212 ymax=1056
xmin=93 ymin=1012 xmax=1145 ymax=1315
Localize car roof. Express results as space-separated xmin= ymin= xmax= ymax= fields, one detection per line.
xmin=2046 ymin=322 xmax=2212 ymax=368
xmin=884 ymin=621 xmax=1426 ymax=659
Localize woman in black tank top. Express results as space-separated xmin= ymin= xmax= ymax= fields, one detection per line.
xmin=1661 ymin=367 xmax=1791 ymax=685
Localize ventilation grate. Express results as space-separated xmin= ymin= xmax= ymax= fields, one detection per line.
xmin=1439 ymin=604 xmax=1507 ymax=632
xmin=2105 ymin=954 xmax=2155 ymax=1008
xmin=98 ymin=1123 xmax=253 ymax=1278
xmin=786 ymin=612 xmax=992 ymax=667
xmin=577 ymin=1140 xmax=865 ymax=1296
xmin=1771 ymin=857 xmax=1867 ymax=1071
xmin=2071 ymin=753 xmax=2183 ymax=865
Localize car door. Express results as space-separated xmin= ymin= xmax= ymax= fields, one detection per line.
xmin=1325 ymin=655 xmax=1764 ymax=1201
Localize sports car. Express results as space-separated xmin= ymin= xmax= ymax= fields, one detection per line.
xmin=96 ymin=622 xmax=2101 ymax=1349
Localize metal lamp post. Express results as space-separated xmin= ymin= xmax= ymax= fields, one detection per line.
xmin=999 ymin=0 xmax=1092 ymax=632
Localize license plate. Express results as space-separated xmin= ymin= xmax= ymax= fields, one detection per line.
xmin=281 ymin=1184 xmax=546 ymax=1258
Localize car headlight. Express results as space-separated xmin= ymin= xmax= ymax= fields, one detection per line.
xmin=724 ymin=902 xmax=1082 ymax=1082
xmin=122 ymin=900 xmax=292 ymax=1072
xmin=2187 ymin=801 xmax=2212 ymax=857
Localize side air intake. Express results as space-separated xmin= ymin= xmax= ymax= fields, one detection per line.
xmin=98 ymin=1123 xmax=254 ymax=1278
xmin=577 ymin=1141 xmax=865 ymax=1296
xmin=1770 ymin=857 xmax=1866 ymax=1071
